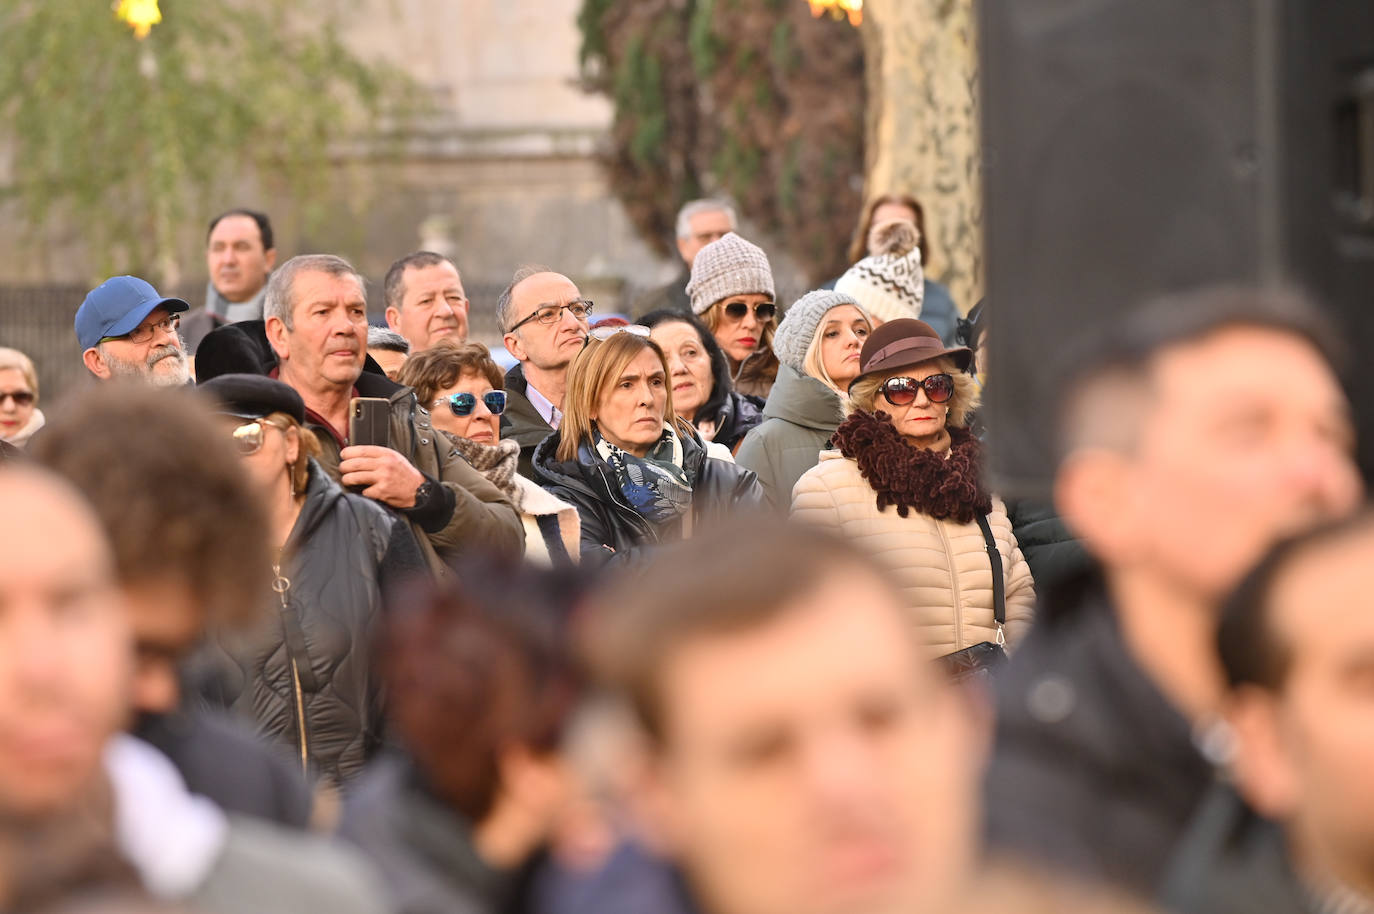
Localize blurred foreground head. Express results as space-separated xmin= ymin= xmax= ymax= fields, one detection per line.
xmin=0 ymin=466 xmax=131 ymax=819
xmin=1056 ymin=285 xmax=1362 ymax=605
xmin=31 ymin=385 xmax=272 ymax=715
xmin=587 ymin=520 xmax=982 ymax=914
xmin=1220 ymin=509 xmax=1374 ymax=894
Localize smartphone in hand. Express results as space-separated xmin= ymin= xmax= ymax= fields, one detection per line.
xmin=349 ymin=397 xmax=391 ymax=449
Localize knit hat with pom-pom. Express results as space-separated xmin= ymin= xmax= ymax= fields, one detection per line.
xmin=835 ymin=220 xmax=924 ymax=325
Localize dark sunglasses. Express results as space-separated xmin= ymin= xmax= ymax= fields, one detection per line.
xmin=0 ymin=391 xmax=35 ymax=407
xmin=880 ymin=373 xmax=955 ymax=406
xmin=436 ymin=390 xmax=507 ymax=417
xmin=722 ymin=301 xmax=777 ymax=322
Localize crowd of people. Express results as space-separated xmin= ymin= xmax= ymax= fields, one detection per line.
xmin=0 ymin=197 xmax=1368 ymax=914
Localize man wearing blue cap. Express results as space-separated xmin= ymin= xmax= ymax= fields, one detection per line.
xmin=76 ymin=275 xmax=192 ymax=387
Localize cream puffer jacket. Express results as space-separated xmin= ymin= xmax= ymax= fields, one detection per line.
xmin=791 ymin=451 xmax=1036 ymax=658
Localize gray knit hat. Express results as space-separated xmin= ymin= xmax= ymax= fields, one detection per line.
xmin=773 ymin=289 xmax=870 ymax=375
xmin=835 ymin=220 xmax=924 ymax=324
xmin=686 ymin=232 xmax=775 ymax=315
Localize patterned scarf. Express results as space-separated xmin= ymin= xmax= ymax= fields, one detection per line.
xmin=445 ymin=434 xmax=521 ymax=508
xmin=594 ymin=425 xmax=695 ymax=526
xmin=832 ymin=410 xmax=991 ymax=523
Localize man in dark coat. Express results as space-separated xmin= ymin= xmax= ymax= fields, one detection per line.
xmin=984 ymin=286 xmax=1363 ymax=896
xmin=631 ymin=199 xmax=736 ymax=318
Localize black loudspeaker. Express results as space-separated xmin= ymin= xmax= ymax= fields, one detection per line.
xmin=979 ymin=0 xmax=1374 ymax=494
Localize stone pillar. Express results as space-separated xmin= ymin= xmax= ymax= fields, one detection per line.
xmin=861 ymin=0 xmax=981 ymax=313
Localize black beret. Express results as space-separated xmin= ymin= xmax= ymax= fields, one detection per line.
xmin=198 ymin=373 xmax=306 ymax=424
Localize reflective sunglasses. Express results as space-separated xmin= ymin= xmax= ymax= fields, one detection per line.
xmin=588 ymin=324 xmax=651 ymax=342
xmin=721 ymin=301 xmax=777 ymax=322
xmin=230 ymin=419 xmax=274 ymax=456
xmin=435 ymin=390 xmax=507 ymax=417
xmin=0 ymin=390 xmax=35 ymax=407
xmin=880 ymin=373 xmax=955 ymax=406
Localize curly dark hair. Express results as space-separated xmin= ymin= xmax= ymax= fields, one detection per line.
xmin=30 ymin=384 xmax=273 ymax=629
xmin=396 ymin=339 xmax=505 ymax=409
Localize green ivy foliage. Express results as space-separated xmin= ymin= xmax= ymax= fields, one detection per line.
xmin=578 ymin=0 xmax=864 ymax=284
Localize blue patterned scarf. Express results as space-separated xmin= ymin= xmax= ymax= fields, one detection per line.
xmin=593 ymin=425 xmax=695 ymax=526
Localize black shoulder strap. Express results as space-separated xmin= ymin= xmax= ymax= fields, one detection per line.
xmin=975 ymin=513 xmax=1006 ymax=626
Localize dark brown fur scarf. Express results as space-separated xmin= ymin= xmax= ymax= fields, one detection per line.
xmin=832 ymin=410 xmax=991 ymax=523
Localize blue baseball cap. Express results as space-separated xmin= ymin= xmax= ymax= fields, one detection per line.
xmin=75 ymin=276 xmax=190 ymax=351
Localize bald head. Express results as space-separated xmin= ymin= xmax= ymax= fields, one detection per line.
xmin=0 ymin=467 xmax=131 ymax=818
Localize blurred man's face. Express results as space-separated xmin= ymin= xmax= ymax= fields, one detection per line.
xmin=0 ymin=472 xmax=131 ymax=818
xmin=677 ymin=210 xmax=735 ymax=269
xmin=1118 ymin=326 xmax=1360 ymax=602
xmin=644 ymin=567 xmax=980 ymax=914
xmin=385 ymin=261 xmax=469 ymax=350
xmin=1231 ymin=527 xmax=1374 ymax=891
xmin=207 ymin=214 xmax=275 ymax=304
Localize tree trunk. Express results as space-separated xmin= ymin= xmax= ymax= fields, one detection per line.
xmin=861 ymin=0 xmax=981 ymax=313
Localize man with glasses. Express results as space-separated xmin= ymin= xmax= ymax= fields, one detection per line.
xmin=75 ymin=275 xmax=192 ymax=387
xmin=497 ymin=265 xmax=594 ymax=475
xmin=633 ymin=199 xmax=738 ymax=317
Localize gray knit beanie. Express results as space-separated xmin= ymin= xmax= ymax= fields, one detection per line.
xmin=686 ymin=232 xmax=775 ymax=315
xmin=773 ymin=289 xmax=868 ymax=375
xmin=835 ymin=220 xmax=924 ymax=324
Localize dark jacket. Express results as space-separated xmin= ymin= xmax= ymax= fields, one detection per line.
xmin=501 ymin=363 xmax=555 ymax=480
xmin=920 ymin=278 xmax=960 ymax=345
xmin=734 ymin=364 xmax=844 ymax=512
xmin=983 ymin=568 xmax=1215 ymax=896
xmin=704 ymin=390 xmax=765 ymax=454
xmin=134 ymin=709 xmax=313 ymax=828
xmin=1005 ymin=497 xmax=1094 ymax=592
xmin=339 ymin=753 xmax=533 ymax=914
xmin=197 ymin=321 xmax=524 ymax=574
xmin=531 ymin=427 xmax=765 ymax=566
xmin=182 ymin=307 xmax=228 ymax=354
xmin=211 ymin=461 xmax=425 ymax=787
xmin=631 ymin=273 xmax=692 ymax=318
xmin=1161 ymin=786 xmax=1314 ymax=914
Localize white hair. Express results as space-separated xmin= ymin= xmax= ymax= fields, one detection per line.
xmin=675 ymin=199 xmax=738 ymax=239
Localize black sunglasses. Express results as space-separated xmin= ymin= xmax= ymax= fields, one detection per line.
xmin=435 ymin=390 xmax=507 ymax=417
xmin=880 ymin=373 xmax=955 ymax=406
xmin=0 ymin=391 xmax=35 ymax=407
xmin=722 ymin=301 xmax=777 ymax=322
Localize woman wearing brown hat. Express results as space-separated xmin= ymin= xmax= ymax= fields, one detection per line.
xmin=791 ymin=319 xmax=1035 ymax=658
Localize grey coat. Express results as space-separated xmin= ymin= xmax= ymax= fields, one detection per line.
xmin=734 ymin=363 xmax=845 ymax=512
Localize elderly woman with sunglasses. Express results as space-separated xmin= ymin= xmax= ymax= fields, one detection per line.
xmin=0 ymin=347 xmax=43 ymax=447
xmin=198 ymin=373 xmax=426 ymax=789
xmin=532 ymin=325 xmax=764 ymax=566
xmin=398 ymin=339 xmax=582 ymax=565
xmin=791 ymin=319 xmax=1035 ymax=658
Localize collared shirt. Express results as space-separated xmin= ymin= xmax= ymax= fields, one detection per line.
xmin=526 ymin=383 xmax=562 ymax=431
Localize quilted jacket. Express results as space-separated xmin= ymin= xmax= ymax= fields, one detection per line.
xmin=791 ymin=450 xmax=1035 ymax=657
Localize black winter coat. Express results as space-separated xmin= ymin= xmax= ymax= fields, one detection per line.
xmin=982 ymin=569 xmax=1216 ymax=896
xmin=531 ymin=427 xmax=765 ymax=565
xmin=213 ymin=461 xmax=424 ymax=788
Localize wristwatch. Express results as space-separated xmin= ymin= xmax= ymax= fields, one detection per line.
xmin=413 ymin=478 xmax=438 ymax=510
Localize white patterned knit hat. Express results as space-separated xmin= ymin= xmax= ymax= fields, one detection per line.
xmin=686 ymin=232 xmax=775 ymax=315
xmin=835 ymin=220 xmax=924 ymax=324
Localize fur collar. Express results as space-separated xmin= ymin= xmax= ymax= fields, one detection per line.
xmin=832 ymin=410 xmax=990 ymax=523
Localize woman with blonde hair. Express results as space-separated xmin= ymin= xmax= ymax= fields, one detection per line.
xmin=791 ymin=319 xmax=1035 ymax=659
xmin=0 ymin=347 xmax=43 ymax=447
xmin=531 ymin=327 xmax=763 ymax=565
xmin=686 ymin=232 xmax=780 ymax=399
xmin=199 ymin=374 xmax=424 ymax=788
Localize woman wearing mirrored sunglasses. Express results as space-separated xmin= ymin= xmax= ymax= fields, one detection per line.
xmin=685 ymin=232 xmax=781 ymax=400
xmin=0 ymin=346 xmax=43 ymax=448
xmin=791 ymin=319 xmax=1036 ymax=660
xmin=398 ymin=340 xmax=582 ymax=566
xmin=199 ymin=373 xmax=426 ymax=789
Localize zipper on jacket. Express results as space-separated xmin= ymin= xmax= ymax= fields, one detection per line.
xmin=594 ymin=465 xmax=658 ymax=542
xmin=273 ymin=565 xmax=310 ymax=776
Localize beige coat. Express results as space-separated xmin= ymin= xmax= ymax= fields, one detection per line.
xmin=791 ymin=451 xmax=1035 ymax=658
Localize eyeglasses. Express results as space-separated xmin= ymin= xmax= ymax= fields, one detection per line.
xmin=721 ymin=301 xmax=777 ymax=322
xmin=102 ymin=314 xmax=181 ymax=345
xmin=880 ymin=373 xmax=955 ymax=406
xmin=230 ymin=417 xmax=287 ymax=456
xmin=0 ymin=391 xmax=34 ymax=407
xmin=506 ymin=299 xmax=594 ymax=333
xmin=588 ymin=324 xmax=651 ymax=341
xmin=434 ymin=390 xmax=507 ymax=417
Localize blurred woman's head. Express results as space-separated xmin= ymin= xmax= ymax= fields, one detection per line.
xmin=382 ymin=556 xmax=588 ymax=832
xmin=847 ymin=320 xmax=978 ymax=444
xmin=559 ymin=329 xmax=690 ymax=461
xmin=686 ymin=233 xmax=778 ymax=366
xmin=398 ymin=340 xmax=506 ymax=445
xmin=773 ymin=290 xmax=873 ymax=394
xmin=848 ymin=192 xmax=929 ymax=267
xmin=0 ymin=347 xmax=39 ymax=443
xmin=641 ymin=310 xmax=730 ymax=424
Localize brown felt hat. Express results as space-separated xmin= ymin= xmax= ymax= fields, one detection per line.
xmin=849 ymin=318 xmax=973 ymax=392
